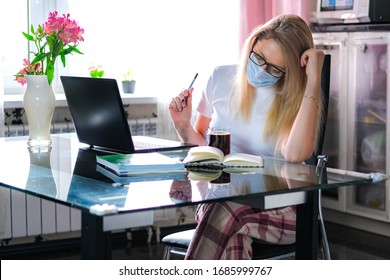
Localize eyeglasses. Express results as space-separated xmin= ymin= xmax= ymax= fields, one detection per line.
xmin=249 ymin=50 xmax=285 ymax=78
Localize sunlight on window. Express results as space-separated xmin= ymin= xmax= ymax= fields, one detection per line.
xmin=2 ymin=0 xmax=239 ymax=97
xmin=0 ymin=0 xmax=28 ymax=93
xmin=65 ymin=0 xmax=239 ymax=97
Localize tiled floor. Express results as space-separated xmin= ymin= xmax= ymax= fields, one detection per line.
xmin=2 ymin=222 xmax=390 ymax=260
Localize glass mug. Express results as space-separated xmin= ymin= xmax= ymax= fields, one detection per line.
xmin=206 ymin=127 xmax=231 ymax=155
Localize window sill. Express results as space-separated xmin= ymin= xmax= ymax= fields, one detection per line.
xmin=3 ymin=93 xmax=158 ymax=109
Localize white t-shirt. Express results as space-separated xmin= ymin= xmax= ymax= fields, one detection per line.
xmin=197 ymin=65 xmax=276 ymax=157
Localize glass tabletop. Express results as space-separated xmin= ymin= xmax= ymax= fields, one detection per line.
xmin=0 ymin=134 xmax=381 ymax=215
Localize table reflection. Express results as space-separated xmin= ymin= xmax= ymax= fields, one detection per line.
xmin=68 ymin=148 xmax=281 ymax=211
xmin=25 ymin=147 xmax=57 ymax=198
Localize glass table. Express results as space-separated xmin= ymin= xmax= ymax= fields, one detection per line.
xmin=0 ymin=134 xmax=383 ymax=259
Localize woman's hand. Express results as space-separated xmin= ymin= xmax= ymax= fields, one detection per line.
xmin=169 ymin=179 xmax=192 ymax=202
xmin=300 ymin=49 xmax=325 ymax=81
xmin=169 ymin=88 xmax=194 ymax=131
xmin=169 ymin=88 xmax=210 ymax=145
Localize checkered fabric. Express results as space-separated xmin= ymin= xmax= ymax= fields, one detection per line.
xmin=185 ymin=201 xmax=296 ymax=260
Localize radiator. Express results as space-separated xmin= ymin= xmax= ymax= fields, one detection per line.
xmin=3 ymin=118 xmax=157 ymax=137
xmin=0 ymin=118 xmax=158 ymax=241
xmin=0 ymin=189 xmax=83 ymax=239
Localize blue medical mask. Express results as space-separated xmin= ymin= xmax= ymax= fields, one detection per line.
xmin=246 ymin=59 xmax=279 ymax=87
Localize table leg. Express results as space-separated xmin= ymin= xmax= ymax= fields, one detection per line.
xmin=295 ymin=190 xmax=319 ymax=259
xmin=81 ymin=212 xmax=112 ymax=259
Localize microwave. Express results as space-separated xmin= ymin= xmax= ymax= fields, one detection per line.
xmin=316 ymin=0 xmax=390 ymax=25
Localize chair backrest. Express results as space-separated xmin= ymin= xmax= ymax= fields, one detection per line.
xmin=305 ymin=54 xmax=331 ymax=165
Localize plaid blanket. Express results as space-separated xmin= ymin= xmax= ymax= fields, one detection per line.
xmin=185 ymin=201 xmax=296 ymax=260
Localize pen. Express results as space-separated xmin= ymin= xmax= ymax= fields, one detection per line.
xmin=181 ymin=73 xmax=198 ymax=103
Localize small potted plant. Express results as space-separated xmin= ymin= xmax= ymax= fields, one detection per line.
xmin=89 ymin=65 xmax=104 ymax=78
xmin=122 ymin=71 xmax=136 ymax=93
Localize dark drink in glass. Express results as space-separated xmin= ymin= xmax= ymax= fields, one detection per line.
xmin=207 ymin=127 xmax=231 ymax=155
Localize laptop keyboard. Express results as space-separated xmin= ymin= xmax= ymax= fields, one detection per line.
xmin=133 ymin=140 xmax=166 ymax=149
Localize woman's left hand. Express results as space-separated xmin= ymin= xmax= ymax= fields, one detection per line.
xmin=300 ymin=49 xmax=325 ymax=80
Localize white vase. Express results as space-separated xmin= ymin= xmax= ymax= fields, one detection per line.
xmin=23 ymin=75 xmax=56 ymax=147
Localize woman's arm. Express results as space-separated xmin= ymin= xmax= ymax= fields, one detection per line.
xmin=281 ymin=49 xmax=325 ymax=162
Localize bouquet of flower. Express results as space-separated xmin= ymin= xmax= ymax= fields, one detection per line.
xmin=15 ymin=11 xmax=84 ymax=86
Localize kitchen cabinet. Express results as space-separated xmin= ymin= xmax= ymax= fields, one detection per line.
xmin=314 ymin=30 xmax=390 ymax=235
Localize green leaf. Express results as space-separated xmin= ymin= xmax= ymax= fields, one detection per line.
xmin=89 ymin=69 xmax=97 ymax=78
xmin=98 ymin=70 xmax=105 ymax=78
xmin=71 ymin=46 xmax=84 ymax=55
xmin=46 ymin=63 xmax=55 ymax=85
xmin=61 ymin=47 xmax=73 ymax=56
xmin=61 ymin=53 xmax=66 ymax=67
xmin=31 ymin=56 xmax=42 ymax=64
xmin=37 ymin=25 xmax=43 ymax=33
xmin=22 ymin=32 xmax=35 ymax=41
xmin=30 ymin=52 xmax=50 ymax=64
xmin=40 ymin=42 xmax=48 ymax=51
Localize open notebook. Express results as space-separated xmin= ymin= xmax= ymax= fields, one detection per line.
xmin=61 ymin=76 xmax=196 ymax=153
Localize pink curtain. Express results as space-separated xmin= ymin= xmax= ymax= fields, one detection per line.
xmin=239 ymin=0 xmax=314 ymax=51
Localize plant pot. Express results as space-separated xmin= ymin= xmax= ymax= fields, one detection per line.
xmin=122 ymin=80 xmax=136 ymax=93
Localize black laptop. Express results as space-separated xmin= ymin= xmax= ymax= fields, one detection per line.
xmin=61 ymin=76 xmax=196 ymax=153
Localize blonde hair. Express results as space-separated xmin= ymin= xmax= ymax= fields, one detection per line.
xmin=231 ymin=14 xmax=323 ymax=155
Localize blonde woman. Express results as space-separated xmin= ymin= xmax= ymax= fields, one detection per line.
xmin=169 ymin=14 xmax=324 ymax=260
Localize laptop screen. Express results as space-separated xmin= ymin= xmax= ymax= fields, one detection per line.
xmin=61 ymin=76 xmax=136 ymax=153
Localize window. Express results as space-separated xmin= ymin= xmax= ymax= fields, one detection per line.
xmin=1 ymin=0 xmax=63 ymax=94
xmin=0 ymin=0 xmax=28 ymax=94
xmin=2 ymin=0 xmax=239 ymax=98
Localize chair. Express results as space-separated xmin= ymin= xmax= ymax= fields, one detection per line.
xmin=162 ymin=54 xmax=331 ymax=260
